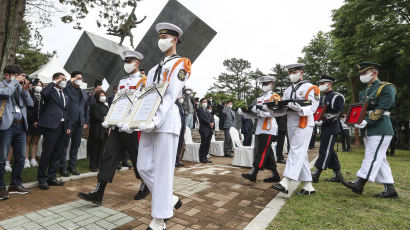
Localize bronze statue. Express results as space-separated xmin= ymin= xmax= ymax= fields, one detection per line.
xmin=107 ymin=1 xmax=146 ymax=48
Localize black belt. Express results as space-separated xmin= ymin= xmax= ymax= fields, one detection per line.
xmin=13 ymin=119 xmax=23 ymax=124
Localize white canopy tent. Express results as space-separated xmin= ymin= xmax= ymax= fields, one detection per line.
xmin=30 ymin=55 xmax=87 ymax=89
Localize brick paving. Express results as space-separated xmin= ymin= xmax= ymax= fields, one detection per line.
xmin=0 ymin=150 xmax=317 ymax=230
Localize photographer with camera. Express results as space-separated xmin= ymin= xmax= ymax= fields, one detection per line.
xmin=0 ymin=65 xmax=34 ymax=200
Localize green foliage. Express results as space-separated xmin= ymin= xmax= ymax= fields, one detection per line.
xmin=270 ymin=64 xmax=291 ymax=95
xmin=15 ymin=21 xmax=53 ymax=74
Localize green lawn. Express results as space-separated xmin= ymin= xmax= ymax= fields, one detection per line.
xmin=268 ymin=147 xmax=410 ymax=230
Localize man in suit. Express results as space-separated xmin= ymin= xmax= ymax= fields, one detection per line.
xmin=197 ymin=98 xmax=214 ymax=163
xmin=37 ymin=72 xmax=71 ymax=190
xmin=0 ymin=65 xmax=33 ymax=200
xmin=60 ymin=71 xmax=89 ymax=176
xmin=222 ymin=100 xmax=235 ymax=158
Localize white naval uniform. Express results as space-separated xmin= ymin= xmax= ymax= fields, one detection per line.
xmin=282 ymin=81 xmax=319 ymax=181
xmin=137 ymin=55 xmax=190 ymax=219
xmin=241 ymin=91 xmax=279 ymax=136
xmin=118 ymin=71 xmax=146 ymax=95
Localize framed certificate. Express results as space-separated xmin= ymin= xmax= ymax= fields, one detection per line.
xmin=314 ymin=105 xmax=327 ymax=121
xmin=106 ymin=92 xmax=135 ymax=125
xmin=127 ymin=82 xmax=169 ymax=129
xmin=345 ymin=102 xmax=368 ymax=126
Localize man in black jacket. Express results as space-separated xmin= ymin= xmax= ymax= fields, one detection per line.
xmin=37 ymin=72 xmax=71 ymax=190
xmin=175 ymin=96 xmax=186 ymax=167
xmin=197 ymin=98 xmax=214 ymax=163
xmin=60 ymin=71 xmax=89 ymax=176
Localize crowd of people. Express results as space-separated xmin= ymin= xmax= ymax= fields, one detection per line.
xmin=0 ymin=22 xmax=400 ymax=230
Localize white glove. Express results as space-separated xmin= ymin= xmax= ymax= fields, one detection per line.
xmin=120 ymin=124 xmax=134 ymax=134
xmin=354 ymin=120 xmax=367 ymax=129
xmin=138 ymin=122 xmax=155 ymax=132
xmin=251 ymin=106 xmax=258 ymax=113
xmin=238 ymin=108 xmax=243 ymax=115
xmin=315 ymin=121 xmax=323 ymax=126
xmin=262 ymin=104 xmax=269 ymax=112
xmin=288 ymin=102 xmax=302 ymax=112
xmin=117 ymin=122 xmax=124 ymax=128
xmin=101 ymin=121 xmax=110 ymax=128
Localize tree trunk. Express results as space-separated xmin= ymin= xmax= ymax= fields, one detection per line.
xmin=0 ymin=0 xmax=11 ymax=78
xmin=349 ymin=74 xmax=361 ymax=146
xmin=1 ymin=0 xmax=26 ymax=74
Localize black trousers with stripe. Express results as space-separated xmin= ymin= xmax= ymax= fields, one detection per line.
xmin=252 ymin=134 xmax=277 ymax=170
xmin=315 ymin=133 xmax=341 ymax=171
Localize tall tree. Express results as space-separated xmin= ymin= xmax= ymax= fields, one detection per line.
xmin=331 ymin=0 xmax=410 ymax=148
xmin=210 ymin=58 xmax=253 ymax=102
xmin=270 ymin=64 xmax=291 ymax=95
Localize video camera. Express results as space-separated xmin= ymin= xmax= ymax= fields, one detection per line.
xmin=25 ymin=75 xmax=39 ymax=86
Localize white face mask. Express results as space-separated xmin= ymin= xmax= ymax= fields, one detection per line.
xmin=202 ymin=103 xmax=208 ymax=108
xmin=74 ymin=79 xmax=83 ymax=86
xmin=262 ymin=85 xmax=272 ymax=92
xmin=99 ymin=96 xmax=106 ymax=103
xmin=186 ymin=91 xmax=191 ymax=95
xmin=289 ymin=73 xmax=301 ymax=83
xmin=158 ymin=38 xmax=174 ymax=52
xmin=319 ymin=83 xmax=329 ymax=92
xmin=208 ymin=110 xmax=212 ymax=113
xmin=360 ymin=72 xmax=373 ymax=83
xmin=227 ymin=104 xmax=233 ymax=109
xmin=58 ymin=81 xmax=67 ymax=89
xmin=34 ymin=86 xmax=42 ymax=93
xmin=124 ymin=62 xmax=137 ymax=74
xmin=10 ymin=76 xmax=16 ymax=81
xmin=178 ymin=98 xmax=184 ymax=104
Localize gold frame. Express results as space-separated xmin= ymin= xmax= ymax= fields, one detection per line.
xmin=127 ymin=82 xmax=169 ymax=129
xmin=106 ymin=92 xmax=136 ymax=125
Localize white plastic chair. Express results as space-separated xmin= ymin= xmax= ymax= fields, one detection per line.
xmin=229 ymin=127 xmax=253 ymax=167
xmin=209 ymin=134 xmax=224 ymax=156
xmin=182 ymin=126 xmax=200 ymax=162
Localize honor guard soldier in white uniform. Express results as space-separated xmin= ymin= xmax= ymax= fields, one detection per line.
xmin=342 ymin=62 xmax=398 ymax=198
xmin=136 ymin=23 xmax=191 ymax=230
xmin=238 ymin=76 xmax=281 ymax=183
xmin=77 ymin=50 xmax=150 ymax=205
xmin=311 ymin=75 xmax=345 ymax=183
xmin=271 ymin=63 xmax=320 ymax=195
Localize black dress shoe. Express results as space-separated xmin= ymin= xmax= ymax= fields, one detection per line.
xmin=135 ymin=185 xmax=150 ymax=200
xmin=117 ymin=165 xmax=122 ymax=171
xmin=375 ymin=184 xmax=398 ymax=198
xmin=60 ymin=169 xmax=70 ymax=177
xmin=263 ymin=176 xmax=281 ymax=183
xmin=325 ymin=171 xmax=344 ymax=182
xmin=174 ymin=198 xmax=182 ymax=210
xmin=200 ymin=160 xmax=208 ymax=164
xmin=90 ymin=168 xmax=98 ymax=172
xmin=341 ymin=177 xmax=366 ymax=194
xmin=69 ymin=168 xmax=80 ymax=176
xmin=38 ymin=181 xmax=49 ymax=190
xmin=224 ymin=154 xmax=233 ymax=158
xmin=47 ymin=179 xmax=65 ymax=186
xmin=78 ymin=192 xmax=102 ymax=205
xmin=297 ymin=189 xmax=315 ymax=195
xmin=311 ymin=168 xmax=322 ymax=183
xmin=277 ymin=159 xmax=286 ymax=164
xmin=204 ymin=159 xmax=212 ymax=163
xmin=271 ymin=183 xmax=288 ymax=194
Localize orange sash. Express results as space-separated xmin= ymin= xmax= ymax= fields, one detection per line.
xmin=262 ymin=93 xmax=281 ymax=130
xmin=163 ymin=58 xmax=192 ymax=82
xmin=136 ymin=75 xmax=147 ymax=90
xmin=298 ymin=86 xmax=319 ymax=128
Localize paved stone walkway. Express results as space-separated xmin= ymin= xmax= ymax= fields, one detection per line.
xmin=0 ymin=151 xmax=317 ymax=230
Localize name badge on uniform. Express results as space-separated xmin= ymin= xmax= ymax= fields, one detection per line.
xmin=178 ymin=69 xmax=187 ymax=81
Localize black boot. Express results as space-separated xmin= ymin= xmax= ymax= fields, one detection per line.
xmin=311 ymin=168 xmax=322 ymax=183
xmin=325 ymin=170 xmax=344 ymax=182
xmin=77 ymin=180 xmax=107 ymax=205
xmin=241 ymin=167 xmax=259 ymax=182
xmin=135 ymin=182 xmax=150 ymax=200
xmin=375 ymin=184 xmax=398 ymax=198
xmin=263 ymin=169 xmax=280 ymax=183
xmin=342 ymin=177 xmax=366 ymax=194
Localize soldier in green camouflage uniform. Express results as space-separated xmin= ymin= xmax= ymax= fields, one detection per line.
xmin=342 ymin=62 xmax=398 ymax=198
